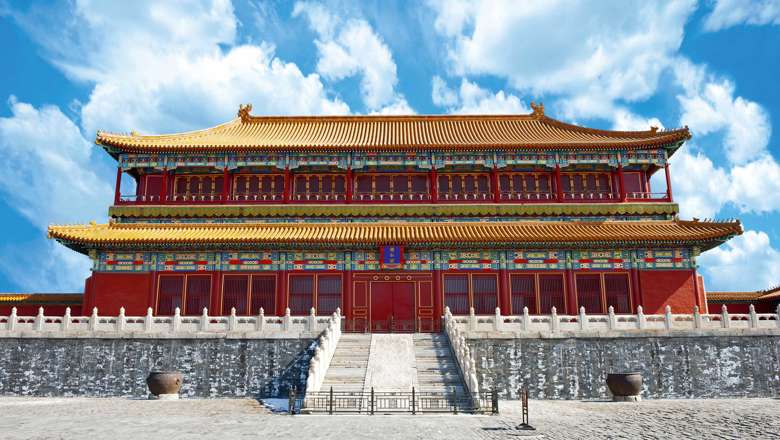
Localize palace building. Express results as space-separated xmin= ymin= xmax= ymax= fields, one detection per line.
xmin=46 ymin=103 xmax=742 ymax=331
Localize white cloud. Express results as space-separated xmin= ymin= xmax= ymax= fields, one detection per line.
xmin=699 ymin=230 xmax=780 ymax=291
xmin=674 ymin=59 xmax=771 ymax=165
xmin=611 ymin=109 xmax=664 ymax=131
xmin=703 ymin=0 xmax=780 ymax=31
xmin=294 ymin=1 xmax=407 ymax=111
xmin=428 ymin=0 xmax=696 ymax=119
xmin=665 ymin=148 xmax=729 ymax=219
xmin=431 ymin=76 xmax=529 ymax=114
xmin=0 ymin=97 xmax=112 ymax=229
xmin=0 ymin=98 xmax=110 ymax=291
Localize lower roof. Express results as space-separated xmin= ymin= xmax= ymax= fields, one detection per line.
xmin=48 ymin=219 xmax=741 ymax=253
xmin=0 ymin=293 xmax=83 ymax=305
xmin=708 ymin=287 xmax=780 ymax=303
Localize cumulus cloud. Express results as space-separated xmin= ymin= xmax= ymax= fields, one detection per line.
xmin=674 ymin=59 xmax=771 ymax=165
xmin=431 ymin=76 xmax=529 ymax=114
xmin=428 ymin=0 xmax=696 ymax=119
xmin=703 ymin=0 xmax=780 ymax=31
xmin=294 ymin=1 xmax=409 ymax=112
xmin=0 ymin=98 xmax=111 ymax=291
xmin=698 ymin=230 xmax=780 ymax=291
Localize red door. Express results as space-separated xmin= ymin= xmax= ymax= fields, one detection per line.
xmin=370 ymin=282 xmax=415 ymax=332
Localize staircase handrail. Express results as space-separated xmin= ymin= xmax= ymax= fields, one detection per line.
xmin=304 ymin=308 xmax=342 ymax=395
xmin=443 ymin=307 xmax=480 ymax=399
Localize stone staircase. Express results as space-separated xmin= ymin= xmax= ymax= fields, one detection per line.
xmin=320 ymin=333 xmax=371 ymax=392
xmin=307 ymin=332 xmax=473 ymax=413
xmin=413 ymin=333 xmax=467 ymax=399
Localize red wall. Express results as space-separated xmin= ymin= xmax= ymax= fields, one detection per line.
xmin=638 ymin=269 xmax=697 ymax=314
xmin=87 ymin=272 xmax=153 ymax=315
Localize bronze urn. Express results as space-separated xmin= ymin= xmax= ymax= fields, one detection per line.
xmin=606 ymin=372 xmax=642 ymax=401
xmin=146 ymin=371 xmax=183 ymax=399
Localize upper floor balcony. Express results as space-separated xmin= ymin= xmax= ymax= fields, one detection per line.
xmin=115 ymin=166 xmax=673 ymax=206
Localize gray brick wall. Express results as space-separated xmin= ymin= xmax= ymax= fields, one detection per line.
xmin=468 ymin=335 xmax=780 ymax=399
xmin=0 ymin=338 xmax=314 ymax=398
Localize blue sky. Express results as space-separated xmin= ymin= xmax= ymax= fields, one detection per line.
xmin=0 ymin=0 xmax=779 ymax=293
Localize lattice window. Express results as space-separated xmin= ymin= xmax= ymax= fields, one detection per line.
xmin=317 ymin=275 xmax=342 ymax=315
xmin=289 ymin=275 xmax=314 ymax=315
xmin=576 ymin=274 xmax=603 ymax=314
xmin=250 ymin=275 xmax=276 ymax=315
xmin=511 ymin=275 xmax=536 ymax=314
xmin=443 ymin=275 xmax=469 ymax=315
xmin=185 ymin=275 xmax=210 ymax=316
xmin=172 ymin=175 xmax=224 ymax=201
xmin=472 ymin=274 xmax=498 ymax=314
xmin=222 ymin=275 xmax=249 ymax=315
xmin=538 ymin=274 xmax=565 ymax=314
xmin=158 ymin=275 xmax=184 ymax=315
xmin=604 ymin=273 xmax=631 ymax=314
xmin=233 ymin=174 xmax=283 ymax=201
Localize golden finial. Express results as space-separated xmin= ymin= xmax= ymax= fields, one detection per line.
xmin=238 ymin=104 xmax=253 ymax=122
xmin=530 ymin=101 xmax=544 ymax=117
xmin=89 ymin=220 xmax=97 ymax=227
xmin=650 ymin=126 xmax=658 ymax=133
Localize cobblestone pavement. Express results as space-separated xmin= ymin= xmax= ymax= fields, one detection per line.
xmin=0 ymin=397 xmax=777 ymax=439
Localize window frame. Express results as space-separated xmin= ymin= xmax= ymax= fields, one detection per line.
xmin=441 ymin=272 xmax=500 ymax=315
xmin=508 ymin=272 xmax=567 ymax=315
xmin=574 ymin=271 xmax=632 ymax=314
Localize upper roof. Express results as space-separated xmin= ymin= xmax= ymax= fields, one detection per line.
xmin=96 ymin=103 xmax=691 ymax=154
xmin=48 ymin=218 xmax=740 ymax=253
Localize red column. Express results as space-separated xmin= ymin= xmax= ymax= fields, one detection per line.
xmin=433 ymin=268 xmax=442 ymax=323
xmin=691 ymin=268 xmax=700 ymax=310
xmin=343 ymin=269 xmax=352 ymax=320
xmin=664 ymin=163 xmax=673 ymax=202
xmin=499 ymin=268 xmax=511 ymax=314
xmin=430 ymin=169 xmax=438 ymax=203
xmin=346 ymin=167 xmax=353 ymax=204
xmin=114 ymin=166 xmax=122 ymax=205
xmin=491 ymin=166 xmax=500 ymax=203
xmin=554 ymin=164 xmax=563 ymax=202
xmin=565 ymin=269 xmax=577 ymax=314
xmin=617 ymin=163 xmax=626 ymax=202
xmin=630 ymin=268 xmax=642 ymax=312
xmin=222 ymin=167 xmax=229 ymax=202
xmin=283 ymin=167 xmax=291 ymax=204
xmin=277 ymin=270 xmax=288 ymax=316
xmin=160 ymin=167 xmax=168 ymax=203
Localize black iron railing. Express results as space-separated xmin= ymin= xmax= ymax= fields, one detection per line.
xmin=295 ymin=387 xmax=498 ymax=415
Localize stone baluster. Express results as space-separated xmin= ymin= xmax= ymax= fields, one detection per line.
xmin=550 ymin=307 xmax=559 ymax=332
xmin=144 ymin=307 xmax=153 ymax=332
xmin=35 ymin=307 xmax=44 ymax=332
xmin=522 ymin=306 xmax=529 ymax=331
xmin=173 ymin=307 xmax=181 ymax=332
xmin=89 ymin=307 xmax=99 ymax=332
xmin=749 ymin=305 xmax=757 ymax=329
xmin=308 ymin=307 xmax=316 ymax=332
xmin=200 ymin=308 xmax=209 ymax=332
xmin=693 ymin=306 xmax=702 ymax=329
xmin=493 ymin=307 xmax=501 ymax=332
xmin=608 ymin=306 xmax=616 ymax=330
xmin=579 ymin=306 xmax=587 ymax=330
xmin=8 ymin=307 xmax=16 ymax=331
xmin=256 ymin=307 xmax=265 ymax=332
xmin=228 ymin=307 xmax=237 ymax=331
xmin=468 ymin=307 xmax=477 ymax=331
xmin=637 ymin=306 xmax=646 ymax=329
xmin=721 ymin=305 xmax=730 ymax=329
xmin=664 ymin=305 xmax=673 ymax=330
xmin=776 ymin=305 xmax=780 ymax=328
xmin=62 ymin=307 xmax=71 ymax=331
xmin=117 ymin=307 xmax=126 ymax=332
xmin=283 ymin=308 xmax=291 ymax=332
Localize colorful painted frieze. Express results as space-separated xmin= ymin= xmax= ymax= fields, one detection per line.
xmin=220 ymin=252 xmax=280 ymax=271
xmin=95 ymin=252 xmax=153 ymax=272
xmin=155 ymin=252 xmax=216 ymax=272
xmin=286 ymin=252 xmax=345 ymax=271
xmin=351 ymin=152 xmax=432 ymax=170
xmin=635 ymin=249 xmax=692 ymax=269
xmin=439 ymin=251 xmax=499 ymax=270
xmin=571 ymin=250 xmax=629 ymax=270
xmin=507 ymin=250 xmax=564 ymax=270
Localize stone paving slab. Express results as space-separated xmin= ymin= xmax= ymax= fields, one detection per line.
xmin=0 ymin=397 xmax=778 ymax=439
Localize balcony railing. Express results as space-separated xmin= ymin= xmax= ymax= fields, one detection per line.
xmin=291 ymin=192 xmax=347 ymax=202
xmin=499 ymin=191 xmax=555 ymax=201
xmin=562 ymin=191 xmax=617 ymax=201
xmin=626 ymin=192 xmax=669 ymax=201
xmin=354 ymin=192 xmax=430 ymax=202
xmin=438 ymin=191 xmax=492 ymax=202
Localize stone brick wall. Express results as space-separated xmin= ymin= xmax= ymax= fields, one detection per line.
xmin=468 ymin=335 xmax=780 ymax=399
xmin=0 ymin=338 xmax=314 ymax=398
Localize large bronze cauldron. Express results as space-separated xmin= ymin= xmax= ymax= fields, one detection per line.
xmin=606 ymin=372 xmax=642 ymax=401
xmin=146 ymin=371 xmax=183 ymax=398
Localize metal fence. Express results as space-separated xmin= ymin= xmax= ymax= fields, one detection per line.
xmin=293 ymin=387 xmax=499 ymax=415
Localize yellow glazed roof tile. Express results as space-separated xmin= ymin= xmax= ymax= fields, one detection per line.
xmin=48 ymin=219 xmax=740 ymax=250
xmin=96 ymin=105 xmax=690 ymax=153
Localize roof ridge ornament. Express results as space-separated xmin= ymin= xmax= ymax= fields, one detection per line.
xmin=650 ymin=126 xmax=658 ymax=133
xmin=530 ymin=101 xmax=544 ymax=117
xmin=238 ymin=103 xmax=253 ymax=122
